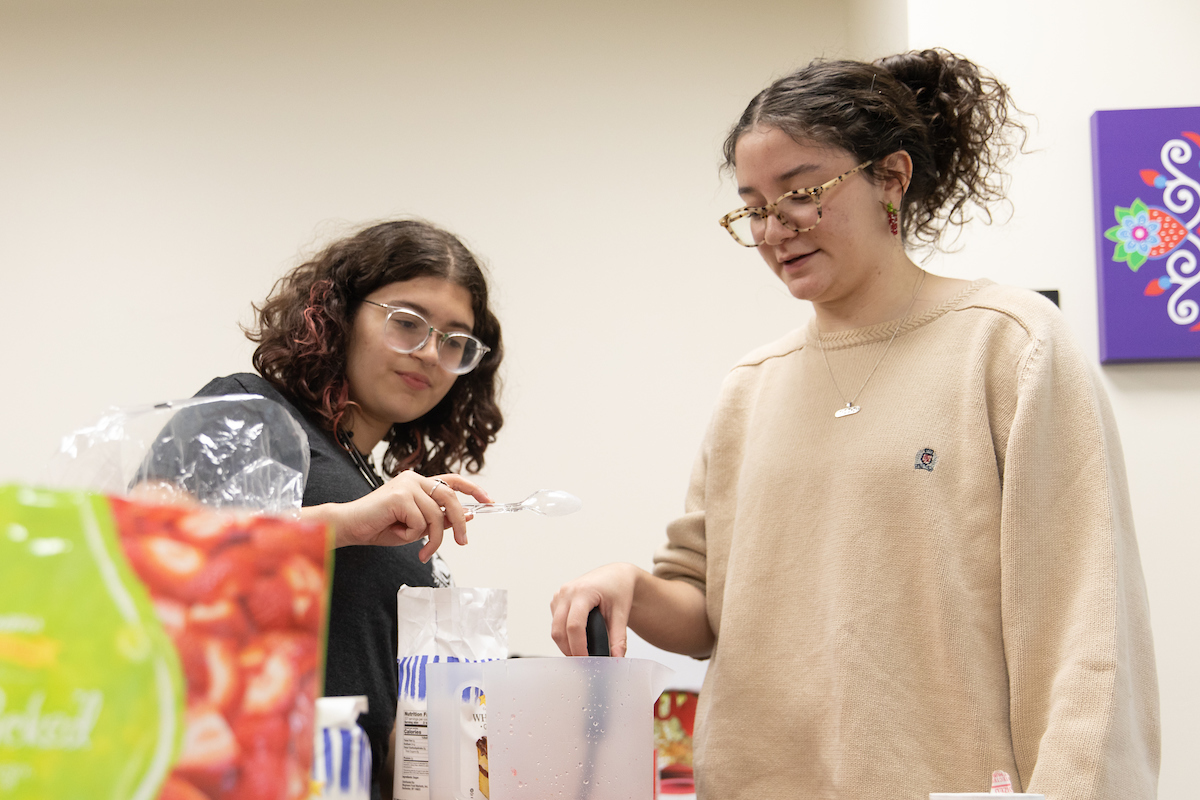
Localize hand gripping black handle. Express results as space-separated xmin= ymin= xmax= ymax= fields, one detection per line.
xmin=585 ymin=606 xmax=610 ymax=657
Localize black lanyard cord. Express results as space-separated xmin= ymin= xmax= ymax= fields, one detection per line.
xmin=337 ymin=429 xmax=385 ymax=490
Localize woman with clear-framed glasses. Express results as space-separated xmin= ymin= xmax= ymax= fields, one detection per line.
xmin=552 ymin=49 xmax=1158 ymax=800
xmin=188 ymin=219 xmax=503 ymax=800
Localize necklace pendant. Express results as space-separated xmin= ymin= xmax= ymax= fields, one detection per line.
xmin=834 ymin=403 xmax=860 ymax=418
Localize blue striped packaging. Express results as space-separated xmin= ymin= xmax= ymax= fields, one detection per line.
xmin=395 ymin=588 xmax=507 ymax=800
xmin=313 ymin=695 xmax=372 ymax=800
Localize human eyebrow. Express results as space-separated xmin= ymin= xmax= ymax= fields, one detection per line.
xmin=380 ymin=300 xmax=473 ymax=332
xmin=737 ymin=162 xmax=824 ymax=197
xmin=384 ymin=300 xmax=429 ymax=315
xmin=778 ymin=162 xmax=824 ymax=184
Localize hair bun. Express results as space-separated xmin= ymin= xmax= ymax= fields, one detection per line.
xmin=875 ymin=49 xmax=963 ymax=100
xmin=876 ymin=49 xmax=983 ymax=157
xmin=877 ymin=48 xmax=1024 ymax=244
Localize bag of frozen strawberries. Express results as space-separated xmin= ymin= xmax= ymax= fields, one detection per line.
xmin=0 ymin=396 xmax=330 ymax=800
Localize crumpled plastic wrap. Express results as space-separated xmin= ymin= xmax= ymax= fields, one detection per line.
xmin=46 ymin=394 xmax=310 ymax=515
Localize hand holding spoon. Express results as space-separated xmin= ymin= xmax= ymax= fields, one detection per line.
xmin=463 ymin=489 xmax=581 ymax=517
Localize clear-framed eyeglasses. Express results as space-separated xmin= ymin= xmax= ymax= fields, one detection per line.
xmin=361 ymin=300 xmax=491 ymax=375
xmin=718 ymin=159 xmax=874 ymax=247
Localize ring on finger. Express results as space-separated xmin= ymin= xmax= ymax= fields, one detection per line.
xmin=427 ymin=478 xmax=448 ymax=497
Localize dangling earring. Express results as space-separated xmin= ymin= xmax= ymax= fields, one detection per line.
xmin=885 ymin=202 xmax=900 ymax=236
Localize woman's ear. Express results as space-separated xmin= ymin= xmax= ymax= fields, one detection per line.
xmin=879 ymin=150 xmax=914 ymax=199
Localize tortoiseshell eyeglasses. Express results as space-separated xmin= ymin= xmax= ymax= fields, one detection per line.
xmin=719 ymin=160 xmax=874 ymax=247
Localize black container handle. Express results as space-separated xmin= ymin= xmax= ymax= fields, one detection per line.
xmin=585 ymin=606 xmax=610 ymax=656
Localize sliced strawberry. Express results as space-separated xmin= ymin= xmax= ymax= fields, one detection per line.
xmin=241 ymin=648 xmax=300 ymax=716
xmin=286 ymin=754 xmax=312 ymax=799
xmin=290 ymin=680 xmax=318 ymax=772
xmin=250 ymin=517 xmax=328 ymax=572
xmin=238 ymin=637 xmax=268 ymax=672
xmin=175 ymin=705 xmax=240 ymax=790
xmin=188 ymin=598 xmax=251 ymax=641
xmin=226 ymin=750 xmax=288 ymax=800
xmin=123 ymin=536 xmax=206 ymax=600
xmin=181 ymin=544 xmax=258 ymax=603
xmin=201 ymin=637 xmax=243 ymax=713
xmin=216 ymin=544 xmax=260 ymax=597
xmin=279 ymin=554 xmax=323 ymax=596
xmin=177 ymin=509 xmax=251 ymax=550
xmin=246 ymin=576 xmax=293 ymax=631
xmin=158 ymin=775 xmax=213 ymax=800
xmin=177 ymin=633 xmax=210 ymax=701
xmin=248 ymin=518 xmax=300 ymax=571
xmin=292 ymin=598 xmax=322 ymax=633
xmin=152 ymin=597 xmax=189 ymax=641
xmin=279 ymin=554 xmax=325 ymax=631
xmin=111 ymin=497 xmax=187 ymax=540
xmin=297 ymin=673 xmax=320 ymax=704
xmin=232 ymin=713 xmax=290 ymax=756
xmin=297 ymin=522 xmax=331 ymax=569
xmin=262 ymin=630 xmax=320 ymax=676
xmin=176 ymin=633 xmax=244 ymax=711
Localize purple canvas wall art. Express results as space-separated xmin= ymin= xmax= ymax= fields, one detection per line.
xmin=1091 ymin=106 xmax=1200 ymax=363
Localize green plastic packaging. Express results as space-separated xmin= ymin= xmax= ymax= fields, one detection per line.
xmin=0 ymin=485 xmax=184 ymax=799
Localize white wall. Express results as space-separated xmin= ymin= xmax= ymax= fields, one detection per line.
xmin=907 ymin=2 xmax=1200 ymax=796
xmin=848 ymin=0 xmax=909 ymax=61
xmin=0 ymin=3 xmax=851 ymax=646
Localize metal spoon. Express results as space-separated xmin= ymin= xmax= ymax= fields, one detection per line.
xmin=462 ymin=489 xmax=581 ymax=517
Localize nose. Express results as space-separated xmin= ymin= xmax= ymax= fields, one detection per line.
xmin=412 ymin=335 xmax=440 ymax=366
xmin=760 ymin=213 xmax=796 ymax=247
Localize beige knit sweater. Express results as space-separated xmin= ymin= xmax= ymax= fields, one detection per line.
xmin=653 ymin=281 xmax=1159 ymax=800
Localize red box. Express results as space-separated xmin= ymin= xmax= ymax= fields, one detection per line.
xmin=654 ymin=690 xmax=698 ymax=796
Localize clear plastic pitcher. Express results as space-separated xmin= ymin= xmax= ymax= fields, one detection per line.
xmin=481 ymin=657 xmax=673 ymax=800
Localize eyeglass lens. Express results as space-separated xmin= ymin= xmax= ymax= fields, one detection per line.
xmin=383 ymin=310 xmax=485 ymax=374
xmin=728 ymin=193 xmax=819 ymax=246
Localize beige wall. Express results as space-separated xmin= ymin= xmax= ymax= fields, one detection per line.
xmin=0 ymin=3 xmax=850 ymax=646
xmin=2 ymin=0 xmax=1194 ymax=794
xmin=908 ymin=1 xmax=1200 ymax=796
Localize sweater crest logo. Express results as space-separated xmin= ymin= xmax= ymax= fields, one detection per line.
xmin=914 ymin=448 xmax=937 ymax=472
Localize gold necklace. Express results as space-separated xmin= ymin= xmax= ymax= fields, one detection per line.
xmin=816 ymin=270 xmax=926 ymax=418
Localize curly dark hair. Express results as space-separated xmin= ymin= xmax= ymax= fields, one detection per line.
xmin=246 ymin=219 xmax=503 ymax=476
xmin=722 ymin=48 xmax=1027 ymax=247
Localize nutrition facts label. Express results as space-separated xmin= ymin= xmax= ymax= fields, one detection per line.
xmin=400 ymin=708 xmax=430 ymax=794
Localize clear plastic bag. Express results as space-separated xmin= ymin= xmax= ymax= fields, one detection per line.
xmin=46 ymin=394 xmax=310 ymax=515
